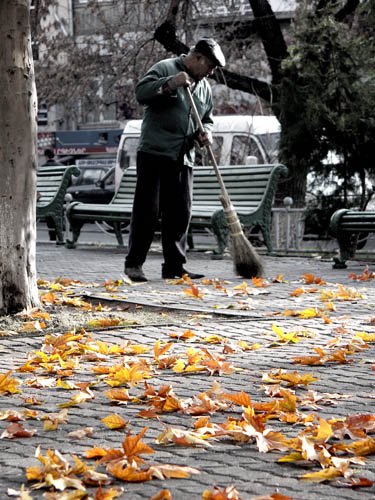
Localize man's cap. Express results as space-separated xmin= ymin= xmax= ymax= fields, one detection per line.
xmin=194 ymin=38 xmax=225 ymax=67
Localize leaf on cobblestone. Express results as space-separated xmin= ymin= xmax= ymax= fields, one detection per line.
xmin=169 ymin=329 xmax=197 ymax=341
xmin=299 ymin=466 xmax=344 ymax=482
xmin=300 ymin=273 xmax=326 ymax=285
xmin=262 ymin=370 xmax=318 ymax=387
xmin=7 ymin=485 xmax=33 ymax=499
xmin=0 ymin=409 xmax=38 ymax=421
xmin=183 ymin=283 xmax=204 ymax=299
xmin=59 ymin=390 xmax=94 ymax=408
xmin=106 ymin=463 xmax=152 ymax=482
xmin=336 ymin=477 xmax=374 ymax=488
xmin=251 ymin=494 xmax=296 ymax=499
xmin=84 ymin=447 xmax=119 ymax=459
xmin=149 ymin=464 xmax=200 ymax=479
xmin=355 ymin=331 xmax=375 ymax=343
xmin=156 ymin=426 xmax=214 ymax=447
xmin=272 ymin=274 xmax=287 ymax=283
xmin=104 ymin=363 xmax=153 ymax=387
xmin=68 ymin=427 xmax=94 ymax=439
xmin=337 ymin=436 xmax=375 ymax=456
xmin=101 ymin=414 xmax=128 ymax=430
xmin=104 ymin=388 xmax=131 ymax=404
xmin=348 ymin=266 xmax=375 ymax=281
xmin=202 ymin=485 xmax=243 ymax=499
xmin=148 ymin=490 xmax=172 ymax=500
xmin=153 ymin=340 xmax=173 ymax=360
xmin=0 ymin=371 xmax=21 ymax=394
xmin=1 ymin=422 xmax=37 ymax=439
xmin=94 ymin=486 xmax=125 ymax=499
xmin=270 ymin=324 xmax=301 ymax=344
xmin=223 ymin=391 xmax=252 ymax=408
xmin=122 ymin=427 xmax=154 ymax=464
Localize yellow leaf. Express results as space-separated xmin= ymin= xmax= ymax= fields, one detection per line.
xmin=172 ymin=359 xmax=185 ymax=372
xmin=299 ymin=467 xmax=342 ymax=482
xmin=0 ymin=371 xmax=21 ymax=394
xmin=298 ymin=308 xmax=318 ymax=319
xmin=101 ymin=414 xmax=128 ymax=430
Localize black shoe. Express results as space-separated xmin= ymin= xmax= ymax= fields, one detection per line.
xmin=125 ymin=265 xmax=148 ymax=282
xmin=162 ymin=266 xmax=204 ymax=280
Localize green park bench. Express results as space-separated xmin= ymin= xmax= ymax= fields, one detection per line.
xmin=65 ymin=164 xmax=288 ymax=255
xmin=330 ymin=208 xmax=375 ymax=268
xmin=36 ymin=165 xmax=80 ymax=245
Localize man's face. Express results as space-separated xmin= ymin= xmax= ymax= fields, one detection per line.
xmin=191 ymin=54 xmax=217 ymax=81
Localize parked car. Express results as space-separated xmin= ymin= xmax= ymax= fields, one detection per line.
xmin=67 ymin=164 xmax=115 ymax=204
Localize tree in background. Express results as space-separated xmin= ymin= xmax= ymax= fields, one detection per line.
xmin=278 ymin=1 xmax=375 ymax=214
xmin=154 ymin=0 xmax=374 ymax=208
xmin=0 ymin=0 xmax=39 ymax=314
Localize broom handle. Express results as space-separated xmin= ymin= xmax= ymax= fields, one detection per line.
xmin=185 ymin=87 xmax=231 ymax=209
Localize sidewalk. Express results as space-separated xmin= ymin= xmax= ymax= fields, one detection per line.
xmin=1 ymin=238 xmax=375 ymax=499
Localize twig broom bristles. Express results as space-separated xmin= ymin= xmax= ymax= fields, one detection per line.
xmin=185 ymin=87 xmax=264 ymax=278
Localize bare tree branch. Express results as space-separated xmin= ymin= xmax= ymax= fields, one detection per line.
xmin=248 ymin=0 xmax=288 ymax=86
xmin=153 ymin=20 xmax=274 ymax=103
xmin=335 ymin=0 xmax=360 ymax=21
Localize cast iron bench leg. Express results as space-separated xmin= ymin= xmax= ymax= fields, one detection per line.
xmin=65 ymin=220 xmax=85 ymax=249
xmin=333 ymin=231 xmax=353 ymax=269
xmin=211 ymin=209 xmax=228 ymax=259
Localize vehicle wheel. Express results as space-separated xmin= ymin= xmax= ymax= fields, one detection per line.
xmin=95 ymin=221 xmax=129 ymax=235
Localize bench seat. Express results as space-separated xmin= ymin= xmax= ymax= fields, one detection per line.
xmin=66 ymin=164 xmax=288 ymax=255
xmin=36 ymin=166 xmax=80 ymax=245
xmin=330 ymin=208 xmax=375 ymax=268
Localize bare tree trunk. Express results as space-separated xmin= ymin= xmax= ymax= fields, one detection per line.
xmin=0 ymin=0 xmax=39 ymax=314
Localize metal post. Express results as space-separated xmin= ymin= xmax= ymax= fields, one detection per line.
xmin=283 ymin=197 xmax=293 ymax=252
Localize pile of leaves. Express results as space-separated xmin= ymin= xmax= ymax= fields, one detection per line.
xmin=1 ymin=268 xmax=375 ymax=498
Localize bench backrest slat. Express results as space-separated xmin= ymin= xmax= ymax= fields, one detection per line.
xmin=110 ymin=164 xmax=285 ymax=209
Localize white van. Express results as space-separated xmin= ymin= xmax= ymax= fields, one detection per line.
xmin=114 ymin=114 xmax=280 ymax=187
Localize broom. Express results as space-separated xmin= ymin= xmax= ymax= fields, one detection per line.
xmin=185 ymin=86 xmax=264 ymax=278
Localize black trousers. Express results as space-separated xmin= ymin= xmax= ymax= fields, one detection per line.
xmin=125 ymin=151 xmax=193 ymax=269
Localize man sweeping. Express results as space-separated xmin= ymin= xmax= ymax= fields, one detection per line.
xmin=124 ymin=38 xmax=226 ymax=282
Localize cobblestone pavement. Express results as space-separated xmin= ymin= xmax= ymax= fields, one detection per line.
xmin=1 ymin=239 xmax=375 ymax=499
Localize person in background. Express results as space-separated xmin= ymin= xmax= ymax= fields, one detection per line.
xmin=124 ymin=38 xmax=226 ymax=282
xmin=39 ymin=149 xmax=64 ymax=240
xmin=41 ymin=148 xmax=63 ymax=167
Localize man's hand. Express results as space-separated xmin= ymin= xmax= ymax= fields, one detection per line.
xmin=173 ymin=72 xmax=192 ymax=88
xmin=197 ymin=130 xmax=212 ymax=147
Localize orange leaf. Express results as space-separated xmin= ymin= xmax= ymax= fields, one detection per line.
xmin=122 ymin=427 xmax=154 ymax=460
xmin=107 ymin=464 xmax=152 ymax=482
xmin=85 ymin=446 xmax=110 ymax=459
xmin=148 ymin=490 xmax=173 ymax=500
xmin=153 ymin=341 xmax=173 ymax=360
xmin=104 ymin=388 xmax=130 ymax=403
xmin=183 ymin=284 xmax=203 ymax=299
xmin=1 ymin=422 xmax=37 ymax=439
xmin=223 ymin=391 xmax=252 ymax=408
xmin=202 ymin=485 xmax=242 ymax=499
xmin=95 ymin=486 xmax=125 ymax=499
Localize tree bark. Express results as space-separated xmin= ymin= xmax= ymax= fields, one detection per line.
xmin=0 ymin=0 xmax=39 ymax=314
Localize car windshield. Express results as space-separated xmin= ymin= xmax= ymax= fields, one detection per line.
xmin=257 ymin=133 xmax=280 ymax=162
